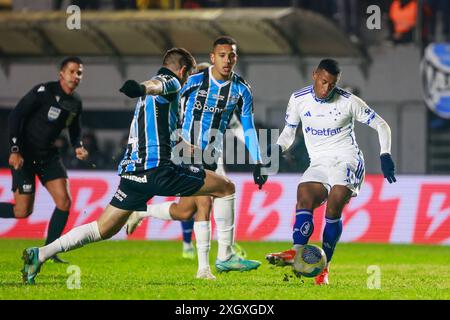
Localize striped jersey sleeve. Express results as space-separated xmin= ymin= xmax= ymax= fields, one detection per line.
xmin=238 ymin=79 xmax=261 ymax=163
xmin=153 ymin=73 xmax=181 ymax=96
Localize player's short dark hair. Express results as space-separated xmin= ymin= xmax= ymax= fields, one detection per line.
xmin=163 ymin=48 xmax=196 ymax=72
xmin=213 ymin=36 xmax=237 ymax=48
xmin=317 ymin=59 xmax=341 ymax=76
xmin=60 ymin=56 xmax=83 ymax=70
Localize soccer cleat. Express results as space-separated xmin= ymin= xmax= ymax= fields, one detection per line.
xmin=232 ymin=242 xmax=247 ymax=259
xmin=21 ymin=247 xmax=41 ymax=285
xmin=215 ymin=254 xmax=261 ymax=273
xmin=196 ymin=267 xmax=216 ymax=280
xmin=48 ymin=254 xmax=69 ymax=264
xmin=315 ymin=267 xmax=329 ymax=285
xmin=125 ymin=211 xmax=143 ymax=235
xmin=265 ymin=249 xmax=296 ymax=266
xmin=182 ymin=246 xmax=196 ymax=260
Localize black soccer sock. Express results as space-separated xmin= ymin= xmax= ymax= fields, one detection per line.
xmin=45 ymin=208 xmax=69 ymax=245
xmin=0 ymin=203 xmax=15 ymax=218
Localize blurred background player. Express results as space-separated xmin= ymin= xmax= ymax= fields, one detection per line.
xmin=0 ymin=57 xmax=88 ymax=264
xmin=21 ymin=48 xmax=242 ymax=285
xmin=265 ymin=59 xmax=396 ymax=285
xmin=125 ymin=36 xmax=267 ymax=279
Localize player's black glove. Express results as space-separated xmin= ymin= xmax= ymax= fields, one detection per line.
xmin=119 ymin=80 xmax=146 ymax=98
xmin=253 ymin=163 xmax=268 ymax=190
xmin=380 ymin=153 xmax=396 ymax=183
xmin=203 ymin=162 xmax=218 ymax=172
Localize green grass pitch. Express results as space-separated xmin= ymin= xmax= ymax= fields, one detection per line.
xmin=0 ymin=239 xmax=449 ymax=300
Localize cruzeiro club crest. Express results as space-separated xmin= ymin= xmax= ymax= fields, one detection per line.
xmin=421 ymin=43 xmax=450 ymax=119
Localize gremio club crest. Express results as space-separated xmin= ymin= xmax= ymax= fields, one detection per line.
xmin=421 ymin=43 xmax=450 ymax=119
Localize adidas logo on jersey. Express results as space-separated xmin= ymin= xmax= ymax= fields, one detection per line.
xmin=304 ymin=126 xmax=342 ymax=136
xmin=304 ymin=111 xmax=312 ymax=117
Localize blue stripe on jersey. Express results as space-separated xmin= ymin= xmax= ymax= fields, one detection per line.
xmin=335 ymin=87 xmax=352 ymax=98
xmin=145 ymin=95 xmax=159 ymax=168
xmin=366 ymin=112 xmax=376 ymax=125
xmin=199 ymin=80 xmax=220 ymax=148
xmin=355 ymin=160 xmax=362 ymax=179
xmin=241 ymin=114 xmax=261 ymax=163
xmin=294 ymin=86 xmax=312 ymax=97
xmin=285 ymin=121 xmax=298 ymax=128
xmin=294 ymin=91 xmax=311 ymax=98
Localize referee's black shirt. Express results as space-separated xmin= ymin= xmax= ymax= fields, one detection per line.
xmin=8 ymin=81 xmax=83 ymax=160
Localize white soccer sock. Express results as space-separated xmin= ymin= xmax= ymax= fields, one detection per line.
xmin=194 ymin=221 xmax=211 ymax=270
xmin=38 ymin=221 xmax=101 ymax=263
xmin=183 ymin=241 xmax=193 ymax=251
xmin=213 ymin=193 xmax=236 ymax=261
xmin=139 ymin=201 xmax=174 ymax=220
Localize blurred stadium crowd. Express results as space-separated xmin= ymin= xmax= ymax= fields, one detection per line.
xmin=2 ymin=0 xmax=449 ymax=44
xmin=0 ymin=0 xmax=449 ymax=172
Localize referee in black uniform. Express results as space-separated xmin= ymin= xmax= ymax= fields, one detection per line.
xmin=0 ymin=57 xmax=88 ymax=263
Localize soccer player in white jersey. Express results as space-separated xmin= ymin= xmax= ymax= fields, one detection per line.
xmin=265 ymin=59 xmax=396 ymax=285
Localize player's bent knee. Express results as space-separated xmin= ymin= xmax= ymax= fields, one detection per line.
xmin=223 ymin=180 xmax=235 ymax=196
xmin=14 ymin=207 xmax=33 ymax=219
xmin=56 ymin=197 xmax=72 ymax=212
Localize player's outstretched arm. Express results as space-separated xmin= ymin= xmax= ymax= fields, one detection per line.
xmin=119 ymin=79 xmax=163 ymax=98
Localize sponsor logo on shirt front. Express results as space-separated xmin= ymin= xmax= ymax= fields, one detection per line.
xmin=194 ymin=101 xmax=221 ymax=113
xmin=304 ymin=126 xmax=342 ymax=136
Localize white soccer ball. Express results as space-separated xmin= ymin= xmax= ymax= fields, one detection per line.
xmin=293 ymin=244 xmax=327 ymax=278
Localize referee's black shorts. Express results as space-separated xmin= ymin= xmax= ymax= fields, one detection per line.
xmin=11 ymin=154 xmax=68 ymax=194
xmin=110 ymin=162 xmax=206 ymax=211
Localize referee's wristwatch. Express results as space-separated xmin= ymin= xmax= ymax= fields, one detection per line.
xmin=10 ymin=145 xmax=20 ymax=153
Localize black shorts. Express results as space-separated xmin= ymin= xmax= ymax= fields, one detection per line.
xmin=109 ymin=162 xmax=206 ymax=211
xmin=12 ymin=155 xmax=68 ymax=194
xmin=180 ymin=156 xmax=217 ymax=172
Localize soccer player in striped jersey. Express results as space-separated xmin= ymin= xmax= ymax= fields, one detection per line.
xmin=177 ymin=62 xmax=247 ymax=261
xmin=265 ymin=59 xmax=396 ymax=285
xmin=21 ymin=48 xmax=240 ymax=285
xmin=126 ymin=36 xmax=267 ymax=280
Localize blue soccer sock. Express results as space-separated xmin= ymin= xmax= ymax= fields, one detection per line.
xmin=293 ymin=209 xmax=314 ymax=246
xmin=322 ymin=217 xmax=343 ymax=264
xmin=181 ymin=219 xmax=195 ymax=245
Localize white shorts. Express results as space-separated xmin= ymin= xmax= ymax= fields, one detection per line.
xmin=300 ymin=153 xmax=365 ymax=197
